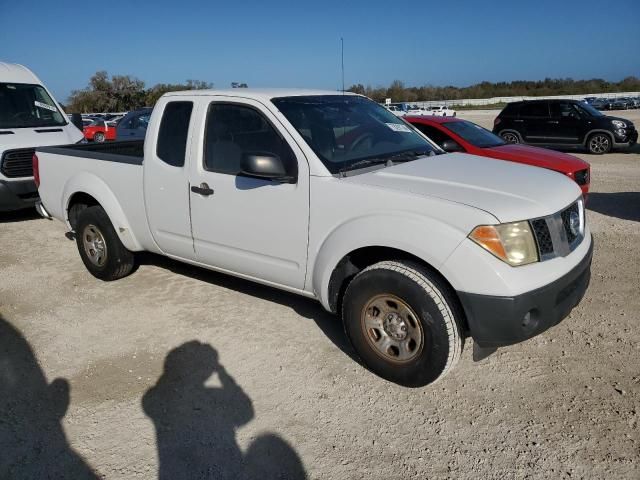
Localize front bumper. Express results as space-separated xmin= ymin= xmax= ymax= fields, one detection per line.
xmin=0 ymin=179 xmax=39 ymax=212
xmin=613 ymin=128 xmax=638 ymax=147
xmin=458 ymin=237 xmax=593 ymax=348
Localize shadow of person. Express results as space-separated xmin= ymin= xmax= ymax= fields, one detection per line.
xmin=0 ymin=315 xmax=98 ymax=479
xmin=143 ymin=341 xmax=306 ymax=480
xmin=587 ymin=192 xmax=640 ymax=222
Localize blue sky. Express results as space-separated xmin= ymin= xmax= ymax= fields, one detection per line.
xmin=1 ymin=0 xmax=638 ymax=102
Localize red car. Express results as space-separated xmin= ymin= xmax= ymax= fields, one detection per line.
xmin=83 ymin=118 xmax=117 ymax=143
xmin=406 ymin=116 xmax=590 ymax=195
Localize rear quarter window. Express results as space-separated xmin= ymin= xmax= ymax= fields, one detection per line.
xmin=499 ymin=103 xmax=520 ymax=118
xmin=156 ymin=102 xmax=193 ymax=167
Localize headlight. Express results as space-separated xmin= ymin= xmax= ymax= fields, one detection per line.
xmin=469 ymin=221 xmax=538 ymax=266
xmin=612 ymin=120 xmax=627 ymax=129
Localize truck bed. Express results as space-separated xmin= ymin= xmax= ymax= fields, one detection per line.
xmin=37 ymin=140 xmax=144 ymax=165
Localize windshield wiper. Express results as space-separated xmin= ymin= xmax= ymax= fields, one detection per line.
xmin=338 ymin=149 xmax=433 ymax=176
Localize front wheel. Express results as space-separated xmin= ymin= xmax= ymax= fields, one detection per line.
xmin=342 ymin=261 xmax=463 ymax=387
xmin=75 ymin=205 xmax=135 ymax=281
xmin=93 ymin=132 xmax=105 ymax=143
xmin=587 ymin=133 xmax=612 ymax=154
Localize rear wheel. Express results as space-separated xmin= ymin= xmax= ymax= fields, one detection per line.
xmin=342 ymin=261 xmax=463 ymax=387
xmin=500 ymin=131 xmax=520 ymax=144
xmin=75 ymin=206 xmax=135 ymax=281
xmin=587 ymin=133 xmax=612 ymax=154
xmin=93 ymin=132 xmax=105 ymax=143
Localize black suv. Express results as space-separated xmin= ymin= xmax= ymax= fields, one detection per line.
xmin=493 ymin=99 xmax=638 ymax=154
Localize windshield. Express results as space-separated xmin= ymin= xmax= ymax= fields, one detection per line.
xmin=443 ymin=120 xmax=506 ymax=148
xmin=577 ymin=103 xmax=603 ymax=117
xmin=272 ymin=95 xmax=437 ymax=173
xmin=0 ymin=83 xmax=67 ymax=129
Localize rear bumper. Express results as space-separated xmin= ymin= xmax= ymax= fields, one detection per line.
xmin=0 ymin=179 xmax=39 ymax=212
xmin=458 ymin=238 xmax=593 ymax=348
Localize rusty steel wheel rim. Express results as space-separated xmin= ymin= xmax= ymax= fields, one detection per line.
xmin=360 ymin=294 xmax=424 ymax=363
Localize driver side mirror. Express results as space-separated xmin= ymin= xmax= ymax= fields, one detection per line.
xmin=441 ymin=139 xmax=464 ymax=153
xmin=241 ymin=153 xmax=295 ymax=183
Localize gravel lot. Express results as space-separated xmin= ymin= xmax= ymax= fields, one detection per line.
xmin=1 ymin=109 xmax=638 ymax=479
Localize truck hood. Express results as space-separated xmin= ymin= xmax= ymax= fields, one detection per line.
xmin=346 ymin=153 xmax=582 ymax=223
xmin=0 ymin=126 xmax=83 ymax=152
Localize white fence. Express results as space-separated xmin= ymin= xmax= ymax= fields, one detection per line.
xmin=407 ymin=92 xmax=640 ymax=108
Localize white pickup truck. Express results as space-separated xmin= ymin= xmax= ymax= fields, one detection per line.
xmin=35 ymin=89 xmax=592 ymax=387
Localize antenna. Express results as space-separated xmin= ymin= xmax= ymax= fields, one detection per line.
xmin=341 ymin=37 xmax=345 ymax=93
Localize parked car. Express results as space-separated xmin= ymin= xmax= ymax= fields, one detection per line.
xmin=583 ymin=97 xmax=597 ymax=104
xmin=35 ymin=89 xmax=592 ymax=387
xmin=429 ymin=105 xmax=456 ymax=117
xmin=406 ymin=116 xmax=590 ymax=195
xmin=493 ymin=99 xmax=637 ymax=154
xmin=115 ymin=108 xmax=152 ymax=140
xmin=611 ymin=98 xmax=631 ymax=110
xmin=83 ymin=118 xmax=117 ymax=143
xmin=590 ymin=98 xmax=612 ymax=111
xmin=0 ymin=62 xmax=83 ymax=212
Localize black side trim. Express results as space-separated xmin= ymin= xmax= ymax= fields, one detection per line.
xmin=0 ymin=131 xmax=14 ymax=135
xmin=35 ymin=128 xmax=64 ymax=133
xmin=458 ymin=238 xmax=593 ymax=348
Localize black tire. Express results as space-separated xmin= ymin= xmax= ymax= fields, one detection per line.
xmin=93 ymin=132 xmax=105 ymax=143
xmin=587 ymin=132 xmax=612 ymax=155
xmin=75 ymin=205 xmax=135 ymax=281
xmin=342 ymin=261 xmax=463 ymax=387
xmin=500 ymin=131 xmax=520 ymax=144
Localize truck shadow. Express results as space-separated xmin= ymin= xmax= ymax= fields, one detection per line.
xmin=0 ymin=314 xmax=99 ymax=479
xmin=143 ymin=341 xmax=307 ymax=479
xmin=587 ymin=192 xmax=640 ymax=222
xmin=135 ymin=252 xmax=359 ymax=364
xmin=0 ymin=208 xmax=41 ymax=223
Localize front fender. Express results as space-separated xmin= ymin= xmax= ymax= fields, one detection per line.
xmin=310 ymin=212 xmax=470 ymax=311
xmin=62 ymin=172 xmax=143 ymax=251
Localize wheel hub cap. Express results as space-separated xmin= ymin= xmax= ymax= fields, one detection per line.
xmin=82 ymin=224 xmax=107 ymax=267
xmin=361 ymin=294 xmax=424 ymax=363
xmin=383 ymin=312 xmax=408 ymax=341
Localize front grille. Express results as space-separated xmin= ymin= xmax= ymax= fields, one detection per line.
xmin=531 ymin=219 xmax=553 ymax=256
xmin=531 ymin=201 xmax=584 ymax=261
xmin=1 ymin=148 xmax=35 ymax=178
xmin=561 ymin=202 xmax=579 ymax=244
xmin=574 ymin=169 xmax=589 ymax=186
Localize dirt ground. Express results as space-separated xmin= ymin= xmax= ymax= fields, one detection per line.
xmin=1 ymin=110 xmax=638 ymax=479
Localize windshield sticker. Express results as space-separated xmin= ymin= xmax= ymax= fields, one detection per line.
xmin=34 ymin=101 xmax=57 ymax=112
xmin=385 ymin=123 xmax=412 ymax=133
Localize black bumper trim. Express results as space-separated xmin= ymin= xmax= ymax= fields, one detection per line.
xmin=0 ymin=179 xmax=39 ymax=212
xmin=458 ymin=237 xmax=593 ymax=348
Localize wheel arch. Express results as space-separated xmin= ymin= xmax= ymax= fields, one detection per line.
xmin=583 ymin=129 xmax=614 ymax=146
xmin=62 ymin=173 xmax=143 ymax=251
xmin=311 ymin=213 xmax=470 ymax=332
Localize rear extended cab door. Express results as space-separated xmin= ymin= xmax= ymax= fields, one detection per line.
xmin=187 ymin=95 xmax=310 ymax=289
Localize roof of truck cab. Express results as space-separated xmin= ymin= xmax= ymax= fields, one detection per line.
xmin=163 ymin=88 xmax=358 ymax=102
xmin=0 ymin=62 xmax=42 ymax=84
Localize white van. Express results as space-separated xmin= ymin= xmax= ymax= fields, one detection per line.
xmin=0 ymin=62 xmax=83 ymax=211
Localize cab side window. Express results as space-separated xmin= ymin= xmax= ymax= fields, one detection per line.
xmin=520 ymin=102 xmax=549 ymax=118
xmin=156 ymin=101 xmax=193 ymax=167
xmin=204 ymin=103 xmax=296 ymax=176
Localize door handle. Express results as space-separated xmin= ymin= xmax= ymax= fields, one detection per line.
xmin=191 ymin=183 xmax=214 ymax=196
xmin=514 ymin=119 xmax=524 ymax=122
xmin=547 ymin=120 xmax=559 ymax=124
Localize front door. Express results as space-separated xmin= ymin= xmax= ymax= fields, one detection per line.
xmin=189 ymin=98 xmax=310 ymax=289
xmin=549 ymin=102 xmax=582 ymax=144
